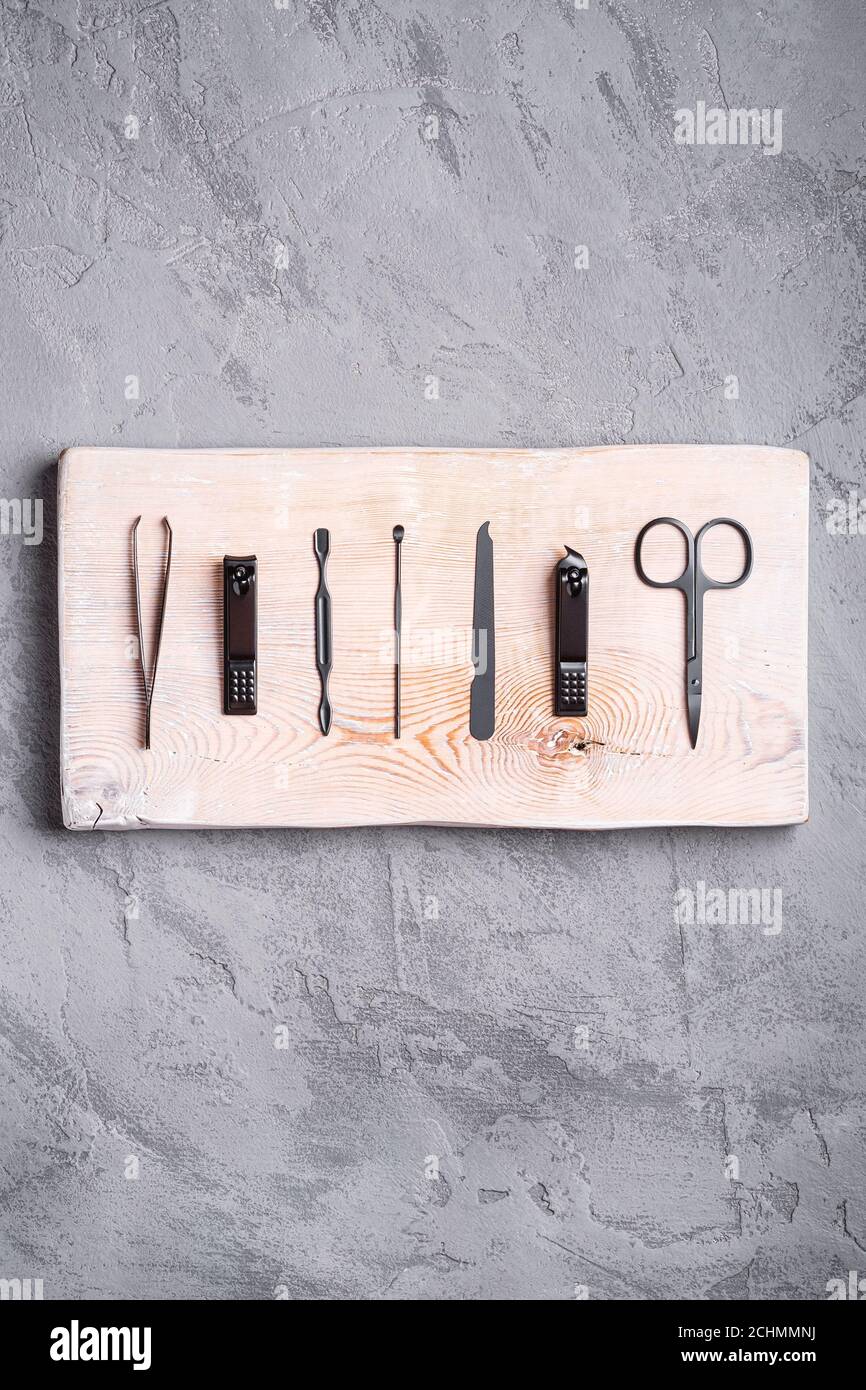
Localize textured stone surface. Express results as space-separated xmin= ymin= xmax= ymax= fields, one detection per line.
xmin=0 ymin=0 xmax=864 ymax=1300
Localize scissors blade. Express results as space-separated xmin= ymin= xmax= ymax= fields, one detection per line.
xmin=687 ymin=687 xmax=701 ymax=749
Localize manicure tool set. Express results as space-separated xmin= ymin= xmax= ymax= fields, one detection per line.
xmin=130 ymin=514 xmax=754 ymax=751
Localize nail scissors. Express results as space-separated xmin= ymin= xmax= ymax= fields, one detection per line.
xmin=634 ymin=516 xmax=753 ymax=748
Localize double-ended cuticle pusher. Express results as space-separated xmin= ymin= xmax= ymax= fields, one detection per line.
xmin=313 ymin=528 xmax=333 ymax=735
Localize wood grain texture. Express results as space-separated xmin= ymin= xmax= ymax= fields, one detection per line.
xmin=57 ymin=446 xmax=809 ymax=830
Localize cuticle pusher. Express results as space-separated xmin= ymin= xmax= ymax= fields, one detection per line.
xmin=313 ymin=528 xmax=332 ymax=735
xmin=393 ymin=524 xmax=404 ymax=738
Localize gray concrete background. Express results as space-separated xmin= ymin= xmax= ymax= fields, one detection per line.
xmin=0 ymin=0 xmax=864 ymax=1301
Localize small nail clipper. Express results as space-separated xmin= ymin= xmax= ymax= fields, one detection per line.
xmin=555 ymin=546 xmax=588 ymax=716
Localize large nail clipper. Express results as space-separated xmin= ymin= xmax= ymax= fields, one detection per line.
xmin=223 ymin=555 xmax=257 ymax=715
xmin=131 ymin=515 xmax=173 ymax=750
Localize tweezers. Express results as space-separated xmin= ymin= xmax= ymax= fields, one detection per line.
xmin=132 ymin=516 xmax=173 ymax=750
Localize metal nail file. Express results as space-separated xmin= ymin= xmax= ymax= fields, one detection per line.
xmin=223 ymin=555 xmax=257 ymax=715
xmin=555 ymin=546 xmax=588 ymax=716
xmin=469 ymin=521 xmax=495 ymax=740
xmin=313 ymin=528 xmax=332 ymax=735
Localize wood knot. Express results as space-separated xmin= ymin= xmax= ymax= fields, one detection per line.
xmin=536 ymin=725 xmax=600 ymax=760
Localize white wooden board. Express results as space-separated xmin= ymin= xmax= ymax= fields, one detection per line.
xmin=58 ymin=446 xmax=808 ymax=830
